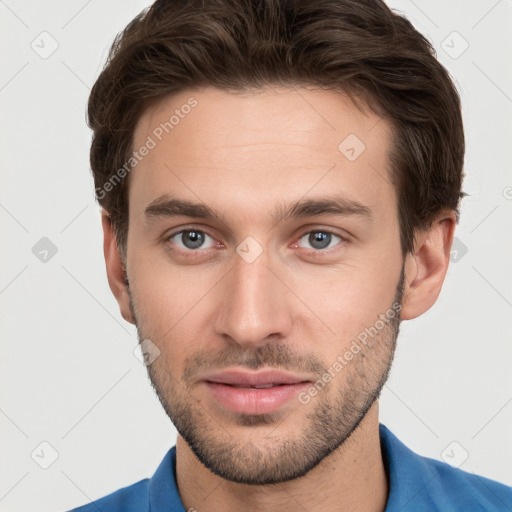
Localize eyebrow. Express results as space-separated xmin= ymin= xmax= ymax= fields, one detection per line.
xmin=144 ymin=194 xmax=374 ymax=225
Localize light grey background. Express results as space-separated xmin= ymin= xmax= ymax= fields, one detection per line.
xmin=1 ymin=1 xmax=511 ymax=511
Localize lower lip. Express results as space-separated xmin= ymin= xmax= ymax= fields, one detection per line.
xmin=204 ymin=381 xmax=310 ymax=415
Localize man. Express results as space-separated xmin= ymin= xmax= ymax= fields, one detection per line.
xmin=69 ymin=0 xmax=512 ymax=510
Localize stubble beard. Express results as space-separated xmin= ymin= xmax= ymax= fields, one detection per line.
xmin=128 ymin=267 xmax=405 ymax=485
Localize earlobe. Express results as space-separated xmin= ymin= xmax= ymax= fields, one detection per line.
xmin=400 ymin=212 xmax=456 ymax=321
xmin=101 ymin=211 xmax=135 ymax=325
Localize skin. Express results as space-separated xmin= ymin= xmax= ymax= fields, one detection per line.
xmin=102 ymin=86 xmax=456 ymax=512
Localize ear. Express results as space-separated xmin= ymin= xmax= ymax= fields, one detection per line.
xmin=101 ymin=210 xmax=135 ymax=325
xmin=400 ymin=211 xmax=456 ymax=320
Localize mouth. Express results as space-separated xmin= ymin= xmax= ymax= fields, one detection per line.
xmin=201 ymin=368 xmax=313 ymax=415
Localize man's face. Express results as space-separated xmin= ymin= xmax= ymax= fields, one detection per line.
xmin=125 ymin=86 xmax=405 ymax=484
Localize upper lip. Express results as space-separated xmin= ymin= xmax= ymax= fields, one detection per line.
xmin=201 ymin=368 xmax=313 ymax=387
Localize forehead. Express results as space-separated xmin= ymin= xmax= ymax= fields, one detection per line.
xmin=129 ymin=86 xmax=395 ymax=225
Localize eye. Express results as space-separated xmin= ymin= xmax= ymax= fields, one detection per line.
xmin=167 ymin=229 xmax=217 ymax=251
xmin=297 ymin=230 xmax=344 ymax=251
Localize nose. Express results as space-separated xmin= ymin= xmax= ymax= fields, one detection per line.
xmin=214 ymin=248 xmax=293 ymax=349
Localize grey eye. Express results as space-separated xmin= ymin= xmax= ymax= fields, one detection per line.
xmin=298 ymin=231 xmax=342 ymax=250
xmin=169 ymin=230 xmax=215 ymax=250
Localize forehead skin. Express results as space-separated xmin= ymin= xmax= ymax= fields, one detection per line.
xmin=127 ymin=86 xmax=401 ymax=284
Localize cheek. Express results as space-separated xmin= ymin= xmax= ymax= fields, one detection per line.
xmin=290 ymin=264 xmax=399 ymax=347
xmin=130 ymin=263 xmax=221 ymax=361
xmin=130 ymin=255 xmax=209 ymax=318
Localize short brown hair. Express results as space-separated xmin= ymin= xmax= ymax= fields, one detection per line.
xmin=88 ymin=0 xmax=465 ymax=264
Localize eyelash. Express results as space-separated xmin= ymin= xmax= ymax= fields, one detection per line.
xmin=165 ymin=227 xmax=347 ymax=257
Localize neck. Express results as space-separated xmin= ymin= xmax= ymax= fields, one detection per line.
xmin=175 ymin=402 xmax=389 ymax=512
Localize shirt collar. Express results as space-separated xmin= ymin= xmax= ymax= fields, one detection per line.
xmin=379 ymin=423 xmax=438 ymax=511
xmin=148 ymin=445 xmax=185 ymax=512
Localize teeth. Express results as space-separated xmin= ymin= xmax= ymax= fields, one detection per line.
xmin=232 ymin=383 xmax=278 ymax=389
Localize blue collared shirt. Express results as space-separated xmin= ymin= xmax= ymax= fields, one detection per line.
xmin=68 ymin=424 xmax=512 ymax=511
